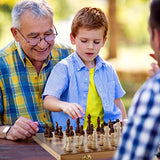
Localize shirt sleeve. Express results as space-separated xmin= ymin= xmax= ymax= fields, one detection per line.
xmin=113 ymin=79 xmax=160 ymax=160
xmin=43 ymin=62 xmax=69 ymax=99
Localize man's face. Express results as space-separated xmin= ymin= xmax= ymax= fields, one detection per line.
xmin=148 ymin=24 xmax=160 ymax=66
xmin=14 ymin=11 xmax=55 ymax=66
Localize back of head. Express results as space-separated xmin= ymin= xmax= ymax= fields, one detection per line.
xmin=11 ymin=0 xmax=53 ymax=29
xmin=149 ymin=0 xmax=160 ymax=31
xmin=71 ymin=7 xmax=108 ymax=38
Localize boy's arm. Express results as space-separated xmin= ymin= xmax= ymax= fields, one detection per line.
xmin=114 ymin=98 xmax=127 ymax=120
xmin=43 ymin=95 xmax=85 ymax=119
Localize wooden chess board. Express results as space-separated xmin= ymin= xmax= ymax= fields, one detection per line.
xmin=33 ymin=131 xmax=116 ymax=160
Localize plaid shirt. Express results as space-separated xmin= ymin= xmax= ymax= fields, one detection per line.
xmin=114 ymin=71 xmax=160 ymax=160
xmin=0 ymin=41 xmax=73 ymax=132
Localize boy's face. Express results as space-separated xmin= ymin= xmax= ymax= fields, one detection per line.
xmin=70 ymin=27 xmax=106 ymax=68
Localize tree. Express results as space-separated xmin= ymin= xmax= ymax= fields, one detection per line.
xmin=107 ymin=0 xmax=117 ymax=59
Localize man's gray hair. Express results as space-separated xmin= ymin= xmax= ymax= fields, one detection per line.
xmin=11 ymin=0 xmax=53 ymax=29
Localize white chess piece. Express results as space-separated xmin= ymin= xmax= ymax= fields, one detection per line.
xmin=91 ymin=130 xmax=98 ymax=149
xmin=79 ymin=135 xmax=85 ymax=151
xmin=75 ymin=136 xmax=80 ymax=148
xmin=99 ymin=134 xmax=104 ymax=146
xmin=87 ymin=135 xmax=92 ymax=149
xmin=66 ymin=137 xmax=73 ymax=152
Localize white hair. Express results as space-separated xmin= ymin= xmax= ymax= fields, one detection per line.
xmin=11 ymin=0 xmax=53 ymax=29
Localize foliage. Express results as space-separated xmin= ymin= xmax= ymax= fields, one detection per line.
xmin=117 ymin=0 xmax=150 ymax=45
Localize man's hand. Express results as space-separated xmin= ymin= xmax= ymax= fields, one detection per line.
xmin=6 ymin=117 xmax=39 ymax=141
xmin=148 ymin=53 xmax=159 ymax=78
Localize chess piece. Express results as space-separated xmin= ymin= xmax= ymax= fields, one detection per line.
xmin=66 ymin=119 xmax=70 ymax=137
xmin=69 ymin=126 xmax=74 ymax=137
xmin=96 ymin=117 xmax=101 ymax=132
xmin=58 ymin=126 xmax=63 ymax=138
xmin=87 ymin=114 xmax=91 ymax=134
xmin=109 ymin=123 xmax=114 ymax=135
xmin=99 ymin=134 xmax=104 ymax=146
xmin=44 ymin=123 xmax=49 ymax=137
xmin=111 ymin=133 xmax=116 ymax=147
xmin=75 ymin=136 xmax=80 ymax=148
xmin=75 ymin=118 xmax=80 ymax=135
xmin=91 ymin=130 xmax=98 ymax=149
xmin=100 ymin=123 xmax=104 ymax=134
xmin=55 ymin=122 xmax=59 ymax=136
xmin=79 ymin=135 xmax=85 ymax=151
xmin=66 ymin=137 xmax=73 ymax=152
xmin=48 ymin=127 xmax=53 ymax=137
xmin=87 ymin=135 xmax=92 ymax=149
xmin=80 ymin=125 xmax=85 ymax=136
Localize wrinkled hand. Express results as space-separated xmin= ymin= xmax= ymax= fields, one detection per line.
xmin=61 ymin=102 xmax=85 ymax=119
xmin=6 ymin=117 xmax=39 ymax=141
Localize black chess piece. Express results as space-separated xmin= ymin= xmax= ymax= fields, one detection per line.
xmin=96 ymin=117 xmax=101 ymax=132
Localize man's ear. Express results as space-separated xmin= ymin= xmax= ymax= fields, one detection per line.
xmin=10 ymin=27 xmax=19 ymax=41
xmin=70 ymin=33 xmax=75 ymax=45
xmin=154 ymin=29 xmax=160 ymax=50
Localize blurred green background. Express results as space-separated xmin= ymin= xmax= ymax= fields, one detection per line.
xmin=0 ymin=0 xmax=154 ymax=113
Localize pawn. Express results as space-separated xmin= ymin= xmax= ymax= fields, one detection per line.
xmin=80 ymin=125 xmax=85 ymax=136
xmin=87 ymin=135 xmax=92 ymax=149
xmin=44 ymin=123 xmax=49 ymax=137
xmin=66 ymin=137 xmax=73 ymax=152
xmin=100 ymin=123 xmax=105 ymax=134
xmin=58 ymin=126 xmax=63 ymax=138
xmin=99 ymin=134 xmax=104 ymax=146
xmin=69 ymin=126 xmax=74 ymax=137
xmin=111 ymin=133 xmax=116 ymax=147
xmin=55 ymin=122 xmax=59 ymax=136
xmin=75 ymin=136 xmax=80 ymax=148
xmin=96 ymin=117 xmax=101 ymax=133
xmin=48 ymin=127 xmax=53 ymax=138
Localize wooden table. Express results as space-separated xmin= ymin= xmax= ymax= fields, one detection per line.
xmin=0 ymin=138 xmax=56 ymax=160
xmin=0 ymin=137 xmax=113 ymax=160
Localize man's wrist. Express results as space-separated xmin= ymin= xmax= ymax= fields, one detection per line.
xmin=2 ymin=126 xmax=11 ymax=139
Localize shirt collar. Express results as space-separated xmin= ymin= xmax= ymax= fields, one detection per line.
xmin=73 ymin=51 xmax=105 ymax=71
xmin=17 ymin=41 xmax=52 ymax=65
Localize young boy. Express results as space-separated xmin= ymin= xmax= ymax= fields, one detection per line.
xmin=43 ymin=7 xmax=127 ymax=131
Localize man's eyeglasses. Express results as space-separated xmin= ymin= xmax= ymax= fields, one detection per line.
xmin=17 ymin=25 xmax=58 ymax=46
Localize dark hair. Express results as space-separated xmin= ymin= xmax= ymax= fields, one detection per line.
xmin=149 ymin=0 xmax=160 ymax=31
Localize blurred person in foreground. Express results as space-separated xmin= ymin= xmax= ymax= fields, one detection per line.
xmin=0 ymin=0 xmax=73 ymax=141
xmin=114 ymin=0 xmax=160 ymax=159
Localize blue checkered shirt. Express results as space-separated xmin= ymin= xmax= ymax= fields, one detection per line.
xmin=114 ymin=70 xmax=160 ymax=160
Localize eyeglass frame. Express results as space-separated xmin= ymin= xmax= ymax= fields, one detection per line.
xmin=16 ymin=25 xmax=58 ymax=46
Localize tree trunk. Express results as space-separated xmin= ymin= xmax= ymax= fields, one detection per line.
xmin=108 ymin=0 xmax=117 ymax=59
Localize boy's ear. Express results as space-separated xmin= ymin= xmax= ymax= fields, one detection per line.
xmin=154 ymin=29 xmax=160 ymax=50
xmin=70 ymin=33 xmax=75 ymax=45
xmin=102 ymin=36 xmax=107 ymax=47
xmin=11 ymin=27 xmax=19 ymax=41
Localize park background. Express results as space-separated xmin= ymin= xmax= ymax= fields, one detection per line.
xmin=0 ymin=0 xmax=155 ymax=112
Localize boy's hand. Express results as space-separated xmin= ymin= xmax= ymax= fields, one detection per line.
xmin=61 ymin=102 xmax=85 ymax=119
